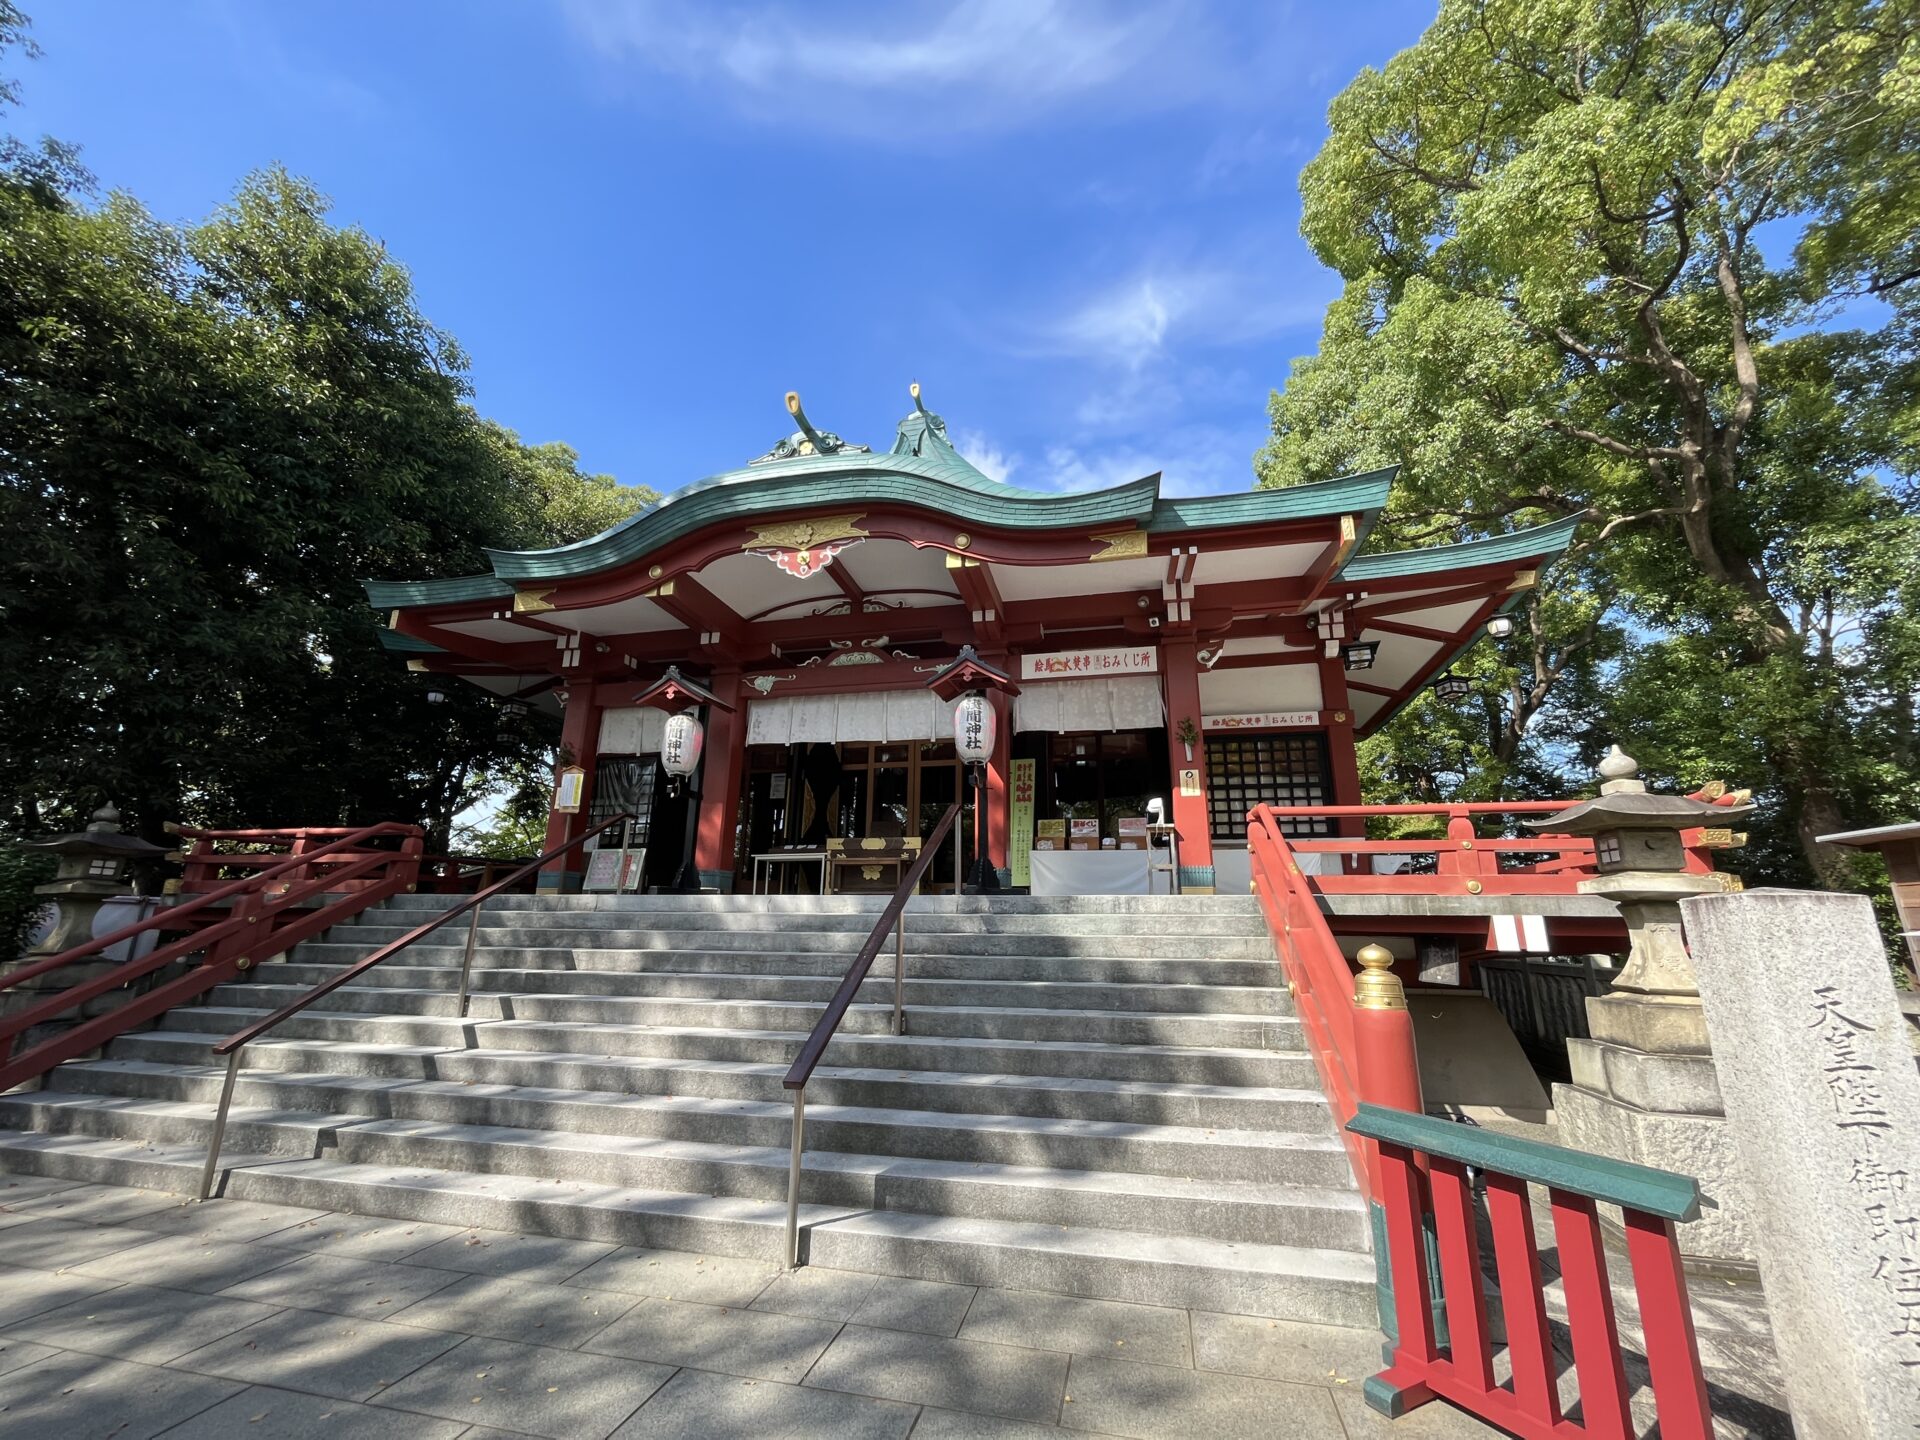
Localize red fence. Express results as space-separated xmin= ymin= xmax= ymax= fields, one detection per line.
xmin=0 ymin=821 xmax=423 ymax=1092
xmin=1349 ymin=1104 xmax=1713 ymax=1439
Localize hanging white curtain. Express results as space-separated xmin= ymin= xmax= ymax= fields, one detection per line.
xmin=597 ymin=706 xmax=667 ymax=755
xmin=1012 ymin=676 xmax=1164 ymax=733
xmin=746 ymin=690 xmax=957 ymax=745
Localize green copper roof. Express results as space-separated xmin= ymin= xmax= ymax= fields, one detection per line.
xmin=376 ymin=629 xmax=447 ymax=655
xmin=1339 ymin=512 xmax=1581 ymax=582
xmin=365 ymin=399 xmax=1400 ymax=609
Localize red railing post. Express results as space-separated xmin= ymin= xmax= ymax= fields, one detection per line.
xmin=1623 ymin=1208 xmax=1715 ymax=1440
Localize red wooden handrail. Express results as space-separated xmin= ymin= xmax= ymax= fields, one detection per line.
xmin=1349 ymin=1103 xmax=1714 ymax=1439
xmin=0 ymin=821 xmax=424 ymax=1092
xmin=1247 ymin=804 xmax=1423 ymax=1197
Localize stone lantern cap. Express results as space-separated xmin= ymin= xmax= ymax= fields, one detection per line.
xmin=25 ymin=804 xmax=169 ymax=859
xmin=1524 ymin=746 xmax=1753 ymax=837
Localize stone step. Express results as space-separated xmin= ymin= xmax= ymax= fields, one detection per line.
xmin=338 ymin=908 xmax=1270 ymax=937
xmin=0 ymin=1128 xmax=1376 ymax=1325
xmin=39 ymin=1063 xmax=1347 ymax=1186
xmin=288 ymin=941 xmax=1282 ymax=988
xmin=8 ymin=1079 xmax=1362 ymax=1248
xmin=324 ymin=923 xmax=1273 ymax=959
xmin=207 ymin=983 xmax=1302 ymax=1051
xmin=258 ymin=961 xmax=1289 ymax=1017
xmin=109 ymin=1030 xmax=1330 ymax=1128
xmin=165 ymin=1007 xmax=1317 ymax=1085
xmin=382 ymin=894 xmax=1263 ymax=917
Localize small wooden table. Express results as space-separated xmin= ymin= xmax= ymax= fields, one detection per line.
xmin=751 ymin=849 xmax=829 ymax=896
xmin=826 ymin=837 xmax=923 ymax=895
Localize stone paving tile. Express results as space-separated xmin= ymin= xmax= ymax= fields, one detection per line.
xmin=407 ymin=1227 xmax=618 ymax=1284
xmin=749 ymin=1265 xmax=881 ymax=1322
xmin=805 ymin=1323 xmax=1069 ymax=1424
xmin=6 ymin=1181 xmax=186 ymax=1227
xmin=960 ymin=1289 xmax=1193 ymax=1369
xmin=133 ymin=1198 xmax=332 ymax=1244
xmin=584 ymin=1295 xmax=842 ymax=1384
xmin=72 ymin=1232 xmax=301 ymax=1295
xmin=6 ymin=1282 xmax=279 ymax=1365
xmin=567 ymin=1245 xmax=778 ymax=1307
xmin=218 ymin=1250 xmax=467 ymax=1318
xmin=1329 ymin=1385 xmax=1509 ymax=1438
xmin=850 ymin=1277 xmax=978 ymax=1337
xmin=1059 ymin=1353 xmax=1345 ymax=1439
xmin=0 ymin=1172 xmax=78 ymax=1205
xmin=0 ymin=1350 xmax=244 ymax=1440
xmin=910 ymin=1409 xmax=1078 ymax=1440
xmin=0 ymin=1216 xmax=167 ymax=1269
xmin=388 ymin=1271 xmax=639 ymax=1349
xmin=1189 ymin=1309 xmax=1382 ymax=1386
xmin=156 ymin=1383 xmax=473 ymax=1440
xmin=609 ymin=1365 xmax=918 ymax=1440
xmin=255 ymin=1212 xmax=470 ymax=1262
xmin=170 ymin=1304 xmax=465 ymax=1402
xmin=374 ymin=1334 xmax=675 ymax=1439
xmin=0 ymin=1337 xmax=61 ymax=1378
xmin=0 ymin=1262 xmax=121 ymax=1328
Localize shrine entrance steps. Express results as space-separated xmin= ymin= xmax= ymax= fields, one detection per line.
xmin=0 ymin=893 xmax=1377 ymax=1326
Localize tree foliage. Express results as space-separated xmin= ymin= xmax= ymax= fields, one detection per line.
xmin=0 ymin=14 xmax=652 ymax=849
xmin=1262 ymin=0 xmax=1920 ymax=890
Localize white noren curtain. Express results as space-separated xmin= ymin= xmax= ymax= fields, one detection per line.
xmin=1012 ymin=676 xmax=1164 ymax=734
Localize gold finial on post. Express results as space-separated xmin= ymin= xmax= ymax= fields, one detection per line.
xmin=1353 ymin=943 xmax=1407 ymax=1011
xmin=910 ymin=381 xmax=929 ymax=414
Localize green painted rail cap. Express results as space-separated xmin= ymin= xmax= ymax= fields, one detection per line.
xmin=1346 ymin=1103 xmax=1701 ymax=1221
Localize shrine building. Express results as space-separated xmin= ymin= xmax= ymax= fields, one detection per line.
xmin=370 ymin=389 xmax=1577 ymax=896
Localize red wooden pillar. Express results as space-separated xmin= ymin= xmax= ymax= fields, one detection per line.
xmin=694 ymin=668 xmax=745 ymax=891
xmin=1161 ymin=640 xmax=1213 ymax=890
xmin=539 ymin=677 xmax=598 ymax=893
xmin=986 ymin=687 xmax=1011 ymax=875
xmin=1317 ymin=655 xmax=1366 ymax=839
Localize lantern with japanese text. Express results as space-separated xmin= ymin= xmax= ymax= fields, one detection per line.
xmin=661 ymin=709 xmax=705 ymax=793
xmin=952 ymin=692 xmax=995 ymax=765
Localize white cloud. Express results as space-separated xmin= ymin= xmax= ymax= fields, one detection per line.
xmin=1037 ymin=423 xmax=1254 ymax=498
xmin=953 ymin=429 xmax=1021 ymax=484
xmin=561 ymin=0 xmax=1278 ymax=140
xmin=1028 ymin=262 xmax=1332 ymax=370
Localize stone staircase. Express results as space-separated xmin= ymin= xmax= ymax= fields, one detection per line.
xmin=0 ymin=893 xmax=1377 ymax=1325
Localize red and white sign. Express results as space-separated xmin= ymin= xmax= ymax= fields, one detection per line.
xmin=1020 ymin=646 xmax=1158 ymax=681
xmin=1202 ymin=711 xmax=1319 ymax=732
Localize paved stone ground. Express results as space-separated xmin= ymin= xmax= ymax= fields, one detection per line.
xmin=0 ymin=1172 xmax=1788 ymax=1439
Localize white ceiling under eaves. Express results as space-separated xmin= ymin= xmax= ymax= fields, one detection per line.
xmin=543 ymin=595 xmax=685 ymax=634
xmin=833 ymin=539 xmax=960 ymax=600
xmin=697 ymin=550 xmax=842 ymax=620
xmin=1187 ymin=543 xmax=1327 ymax=587
xmin=1388 ymin=598 xmax=1486 ymax=633
xmin=439 ymin=619 xmax=537 ymax=644
xmin=1348 ymin=690 xmax=1389 ymax=726
xmin=1357 ymin=630 xmax=1444 ymax=690
xmin=994 ymin=557 xmax=1166 ymax=602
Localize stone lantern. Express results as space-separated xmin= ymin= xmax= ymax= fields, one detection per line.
xmin=19 ymin=804 xmax=170 ymax=959
xmin=1529 ymin=745 xmax=1759 ymax=1264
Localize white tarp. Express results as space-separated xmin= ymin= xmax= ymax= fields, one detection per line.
xmin=597 ymin=706 xmax=667 ymax=755
xmin=746 ymin=689 xmax=958 ymax=746
xmin=1012 ymin=675 xmax=1164 ymax=734
xmin=1029 ymin=850 xmax=1164 ymax=895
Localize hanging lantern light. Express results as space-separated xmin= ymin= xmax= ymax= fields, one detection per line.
xmin=952 ymin=692 xmax=995 ymax=765
xmin=1485 ymin=614 xmax=1516 ymax=638
xmin=1341 ymin=640 xmax=1379 ymax=672
xmin=500 ymin=700 xmax=530 ymax=720
xmin=661 ymin=708 xmax=705 ymax=791
xmin=425 ymin=688 xmax=448 ymax=705
xmin=1433 ymin=671 xmax=1473 ymax=702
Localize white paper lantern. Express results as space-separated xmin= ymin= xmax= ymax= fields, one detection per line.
xmin=661 ymin=709 xmax=705 ymax=778
xmin=952 ymin=692 xmax=995 ymax=764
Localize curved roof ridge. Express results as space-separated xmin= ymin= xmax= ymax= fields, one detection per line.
xmin=1339 ymin=511 xmax=1582 ymax=581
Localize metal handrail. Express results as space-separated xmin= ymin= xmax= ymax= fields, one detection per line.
xmin=781 ymin=798 xmax=964 ymax=1268
xmin=195 ymin=813 xmax=632 ymax=1199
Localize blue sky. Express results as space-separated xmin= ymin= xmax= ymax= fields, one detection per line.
xmin=10 ymin=0 xmax=1438 ymax=501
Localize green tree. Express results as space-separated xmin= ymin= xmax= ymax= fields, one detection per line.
xmin=0 ymin=11 xmax=652 ymax=852
xmin=1262 ymin=0 xmax=1920 ymax=887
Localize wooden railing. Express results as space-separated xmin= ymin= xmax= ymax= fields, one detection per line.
xmin=1247 ymin=803 xmax=1423 ymax=1195
xmin=782 ymin=798 xmax=964 ymax=1268
xmin=0 ymin=822 xmax=424 ymax=1092
xmin=1349 ymin=1103 xmax=1714 ymax=1439
xmin=196 ymin=813 xmax=631 ymax=1198
xmin=1260 ymin=800 xmax=1724 ymax=896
